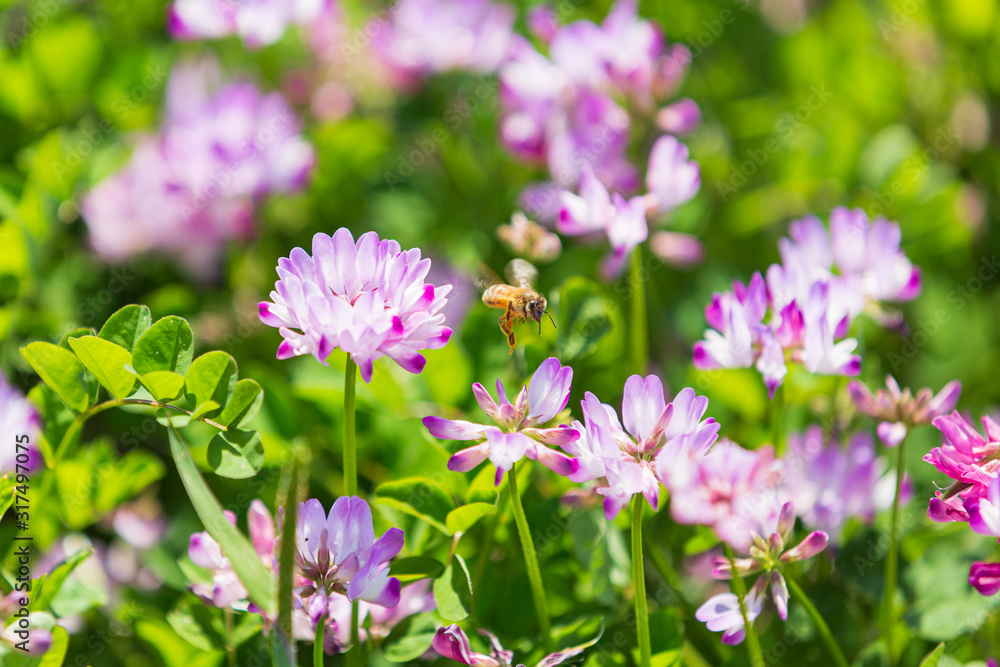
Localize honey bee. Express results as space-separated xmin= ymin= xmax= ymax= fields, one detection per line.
xmin=479 ymin=259 xmax=556 ymax=353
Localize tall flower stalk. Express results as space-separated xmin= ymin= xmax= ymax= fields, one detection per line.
xmin=630 ymin=246 xmax=649 ymax=375
xmin=344 ymin=355 xmax=358 ymax=496
xmin=724 ymin=545 xmax=765 ymax=667
xmin=632 ymin=496 xmax=651 ymax=667
xmin=507 ymin=463 xmax=553 ymax=651
xmin=881 ymin=435 xmax=906 ymax=664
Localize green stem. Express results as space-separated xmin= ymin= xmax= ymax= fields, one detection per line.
xmin=314 ymin=614 xmax=325 ymax=667
xmin=507 ymin=464 xmax=553 ymax=652
xmin=784 ymin=574 xmax=849 ymax=667
xmin=225 ymin=608 xmax=236 ymax=667
xmin=344 ymin=355 xmax=358 ymax=497
xmin=632 ymin=496 xmax=652 ymax=667
xmin=724 ymin=545 xmax=764 ymax=667
xmin=881 ymin=436 xmax=907 ymax=665
xmin=629 ymin=245 xmax=648 ymax=375
xmin=350 ymin=600 xmax=361 ymax=661
xmin=772 ymin=383 xmax=786 ymax=455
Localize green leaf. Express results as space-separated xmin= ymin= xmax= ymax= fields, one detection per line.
xmin=433 ymin=554 xmax=473 ymax=622
xmin=58 ymin=327 xmax=95 ymax=350
xmin=446 ymin=502 xmax=496 ymax=535
xmin=167 ymin=599 xmax=225 ymax=652
xmin=30 ymin=548 xmax=92 ymax=612
xmin=132 ymin=315 xmax=194 ymax=375
xmin=184 ymin=351 xmax=238 ymax=419
xmin=67 ymin=335 xmax=136 ymax=400
xmin=213 ymin=379 xmax=264 ymax=429
xmin=167 ymin=425 xmax=275 ymax=614
xmin=375 ymin=476 xmax=455 ymax=534
xmin=21 ymin=341 xmax=93 ymax=413
xmin=384 ymin=633 xmax=437 ymax=662
xmin=38 ymin=625 xmax=69 ymax=667
xmin=390 ymin=556 xmax=445 ymax=582
xmin=0 ymin=475 xmax=15 ymax=522
xmin=99 ymin=304 xmax=152 ymax=351
xmin=918 ymin=643 xmax=945 ymax=667
xmin=206 ymin=430 xmax=265 ymax=479
xmin=137 ymin=370 xmax=186 ymax=403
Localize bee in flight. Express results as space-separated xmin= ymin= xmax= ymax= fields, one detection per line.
xmin=479 ymin=259 xmax=556 ymax=354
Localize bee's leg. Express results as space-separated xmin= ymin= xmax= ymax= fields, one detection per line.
xmin=502 ymin=303 xmax=516 ymax=354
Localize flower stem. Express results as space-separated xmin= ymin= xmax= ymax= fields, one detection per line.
xmin=784 ymin=574 xmax=849 ymax=667
xmin=344 ymin=355 xmax=358 ymax=497
xmin=632 ymin=495 xmax=652 ymax=667
xmin=881 ymin=435 xmax=907 ymax=664
xmin=772 ymin=383 xmax=786 ymax=455
xmin=507 ymin=464 xmax=553 ymax=652
xmin=314 ymin=614 xmax=325 ymax=667
xmin=225 ymin=608 xmax=236 ymax=667
xmin=724 ymin=545 xmax=765 ymax=667
xmin=629 ymin=245 xmax=648 ymax=375
xmin=346 ymin=601 xmax=361 ymax=667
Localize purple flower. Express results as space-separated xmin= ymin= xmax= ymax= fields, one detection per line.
xmin=783 ymin=428 xmax=908 ymax=542
xmin=967 ymin=476 xmax=1000 ymax=537
xmin=565 ymin=378 xmax=719 ymax=520
xmin=423 ymin=357 xmax=579 ymax=485
xmin=258 ymin=228 xmax=452 ymax=382
xmin=81 ymin=59 xmax=314 ymax=277
xmin=295 ymin=496 xmax=404 ymax=621
xmin=169 ymin=0 xmax=330 ymax=47
xmin=0 ymin=375 xmax=42 ymax=475
xmin=188 ymin=500 xmax=274 ymax=610
xmin=666 ymin=440 xmax=783 ymax=552
xmin=656 ymin=98 xmax=701 ymax=135
xmin=645 ymin=135 xmax=700 ymax=216
xmin=849 ymin=376 xmax=960 ymax=447
xmin=371 ymin=0 xmax=515 ymax=82
xmin=0 ymin=606 xmax=53 ymax=655
xmin=970 ymin=562 xmax=1000 ymax=596
xmin=432 ymin=623 xmax=597 ymax=666
xmin=695 ymin=576 xmax=766 ymax=646
xmin=557 ymin=166 xmax=648 ymax=278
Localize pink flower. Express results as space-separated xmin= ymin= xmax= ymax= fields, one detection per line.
xmin=783 ymin=428 xmax=907 ymax=542
xmin=496 ymin=211 xmax=562 ymax=263
xmin=645 ymin=135 xmax=700 ymax=215
xmin=566 ymin=378 xmax=719 ymax=520
xmin=970 ymin=562 xmax=1000 ymax=596
xmin=432 ymin=623 xmax=597 ymax=666
xmin=259 ymin=228 xmax=452 ymax=382
xmin=371 ymin=0 xmax=515 ymax=81
xmin=695 ymin=576 xmax=766 ymax=646
xmin=849 ymin=376 xmax=961 ymax=447
xmin=924 ymin=412 xmax=1000 ymax=491
xmin=666 ymin=441 xmax=783 ymax=552
xmin=0 ymin=375 xmax=42 ymax=475
xmin=169 ymin=0 xmax=330 ymax=47
xmin=967 ymin=476 xmax=1000 ymax=537
xmin=81 ymin=59 xmax=314 ymax=277
xmin=423 ymin=357 xmax=579 ymax=485
xmin=188 ymin=500 xmax=274 ymax=610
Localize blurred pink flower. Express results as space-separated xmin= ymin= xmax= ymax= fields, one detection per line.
xmin=433 ymin=623 xmax=596 ymax=666
xmin=169 ymin=0 xmax=331 ymax=47
xmin=645 ymin=135 xmax=700 ymax=215
xmin=0 ymin=375 xmax=42 ymax=475
xmin=566 ymin=377 xmax=719 ymax=520
xmin=496 ymin=211 xmax=562 ymax=263
xmin=423 ymin=357 xmax=579 ymax=485
xmin=849 ymin=376 xmax=960 ymax=447
xmin=81 ymin=59 xmax=314 ymax=277
xmin=258 ymin=229 xmax=452 ymax=382
xmin=970 ymin=562 xmax=1000 ymax=596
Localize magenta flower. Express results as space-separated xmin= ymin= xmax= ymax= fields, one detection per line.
xmin=970 ymin=562 xmax=1000 ymax=596
xmin=557 ymin=165 xmax=648 ymax=278
xmin=0 ymin=375 xmax=42 ymax=475
xmin=849 ymin=376 xmax=961 ymax=447
xmin=925 ymin=412 xmax=1000 ymax=493
xmin=666 ymin=441 xmax=783 ymax=552
xmin=432 ymin=624 xmax=596 ymax=666
xmin=295 ymin=496 xmax=404 ymax=624
xmin=695 ymin=576 xmax=766 ymax=646
xmin=967 ymin=476 xmax=1000 ymax=536
xmin=188 ymin=500 xmax=274 ymax=610
xmin=656 ymin=98 xmax=701 ymax=135
xmin=423 ymin=357 xmax=579 ymax=485
xmin=371 ymin=0 xmax=515 ymax=82
xmin=783 ymin=428 xmax=908 ymax=542
xmin=565 ymin=377 xmax=719 ymax=520
xmin=81 ymin=59 xmax=314 ymax=277
xmin=169 ymin=0 xmax=330 ymax=47
xmin=259 ymin=228 xmax=452 ymax=382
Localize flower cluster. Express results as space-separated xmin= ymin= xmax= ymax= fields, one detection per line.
xmin=849 ymin=375 xmax=960 ymax=447
xmin=568 ymin=377 xmax=720 ymax=519
xmin=0 ymin=375 xmax=42 ymax=475
xmin=697 ymin=503 xmax=829 ymax=645
xmin=423 ymin=357 xmax=579 ymax=485
xmin=258 ymin=228 xmax=453 ymax=382
xmin=169 ymin=0 xmax=330 ymax=47
xmin=433 ymin=624 xmax=595 ymax=666
xmin=81 ymin=59 xmax=314 ymax=277
xmin=693 ymin=208 xmax=922 ymax=396
xmin=370 ymin=0 xmax=516 ymax=84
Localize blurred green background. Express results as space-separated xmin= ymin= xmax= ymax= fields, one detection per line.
xmin=1 ymin=0 xmax=999 ymax=664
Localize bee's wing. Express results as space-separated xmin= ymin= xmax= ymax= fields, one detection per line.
xmin=505 ymin=259 xmax=538 ymax=289
xmin=476 ymin=262 xmax=504 ymax=292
